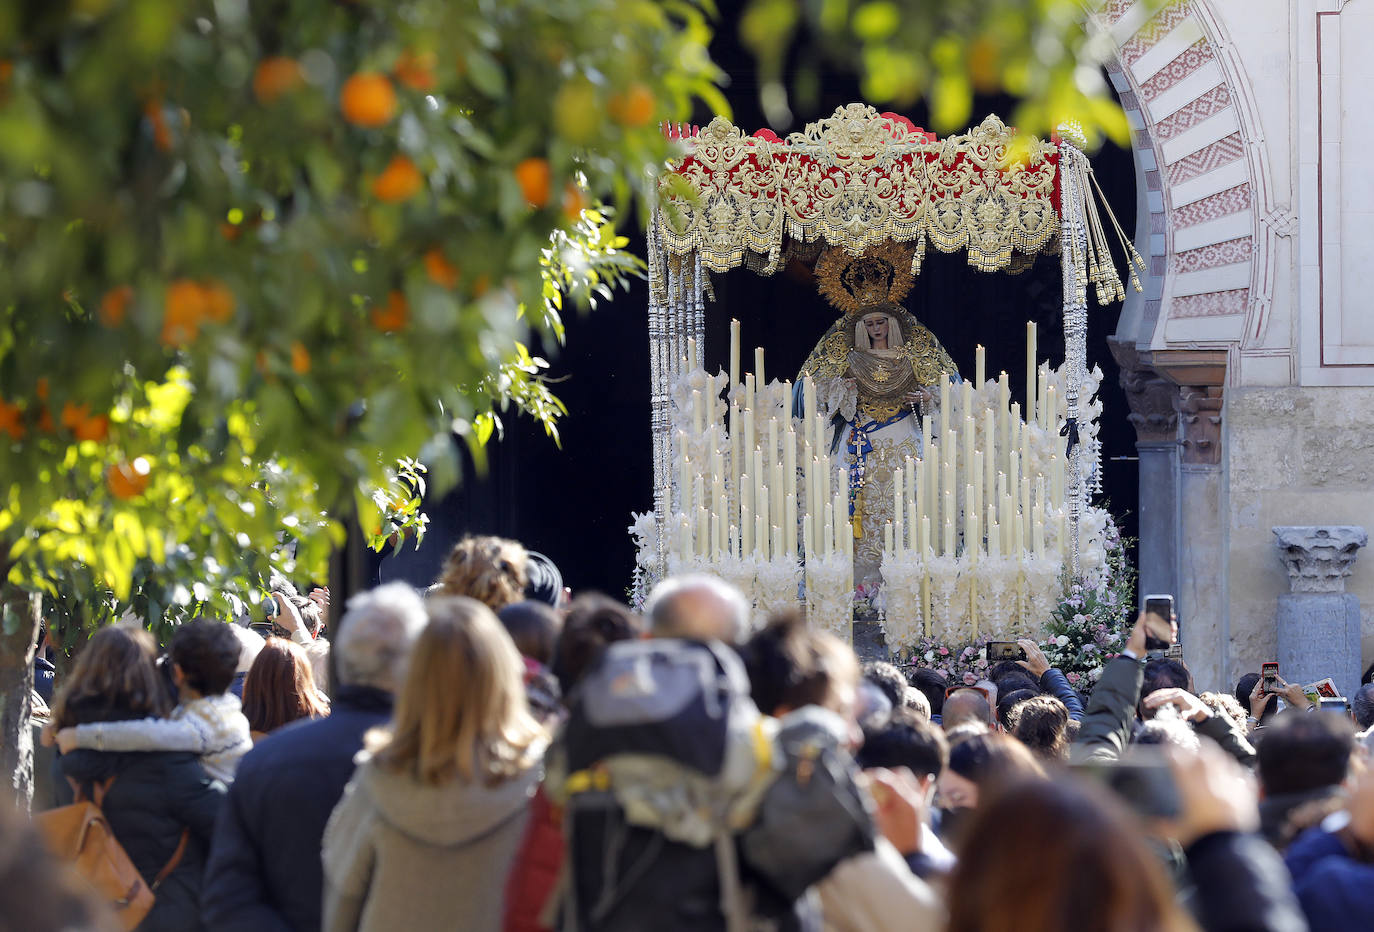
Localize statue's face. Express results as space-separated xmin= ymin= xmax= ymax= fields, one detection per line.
xmin=864 ymin=315 xmax=889 ymax=346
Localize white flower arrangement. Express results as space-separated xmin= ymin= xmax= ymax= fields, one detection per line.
xmin=878 ymin=548 xmax=925 ymax=650
xmin=805 ymin=550 xmax=853 ymax=642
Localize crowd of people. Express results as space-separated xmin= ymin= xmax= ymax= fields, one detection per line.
xmin=8 ymin=533 xmax=1374 ymax=931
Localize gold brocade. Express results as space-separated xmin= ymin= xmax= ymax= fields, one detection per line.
xmin=851 ymin=434 xmax=922 ymax=585
xmin=797 ymin=303 xmax=958 ymax=391
xmin=859 ymin=399 xmax=907 ymax=422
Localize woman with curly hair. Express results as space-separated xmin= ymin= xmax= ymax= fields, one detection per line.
xmin=433 ymin=535 xmax=528 ymax=612
xmin=241 ymin=636 xmax=330 ymax=743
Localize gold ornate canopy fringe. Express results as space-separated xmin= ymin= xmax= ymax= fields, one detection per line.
xmin=652 ymin=106 xmax=1115 ymax=302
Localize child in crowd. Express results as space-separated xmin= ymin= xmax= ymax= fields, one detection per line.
xmin=56 ymin=618 xmax=253 ymax=783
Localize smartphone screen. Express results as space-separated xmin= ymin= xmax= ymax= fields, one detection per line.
xmin=1142 ymin=595 xmax=1174 ymax=651
xmin=1261 ymin=661 xmax=1279 ymax=694
xmin=987 ymin=641 xmax=1026 ymax=662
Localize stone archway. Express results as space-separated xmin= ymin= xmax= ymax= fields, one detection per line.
xmin=1098 ymin=0 xmax=1275 ymax=688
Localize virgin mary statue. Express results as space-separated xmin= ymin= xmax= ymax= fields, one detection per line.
xmin=795 ymin=243 xmax=960 ymax=588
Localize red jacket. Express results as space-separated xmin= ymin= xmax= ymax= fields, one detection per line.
xmin=503 ymin=784 xmax=564 ymax=932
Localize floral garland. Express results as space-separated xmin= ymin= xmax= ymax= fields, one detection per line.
xmin=1042 ymin=518 xmax=1135 ymax=691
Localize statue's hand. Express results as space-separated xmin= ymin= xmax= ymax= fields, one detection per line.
xmin=903 ymin=389 xmax=932 ymax=406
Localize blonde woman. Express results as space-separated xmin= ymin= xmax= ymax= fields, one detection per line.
xmin=433 ymin=534 xmax=529 ymax=612
xmin=322 ymin=596 xmax=546 ymax=932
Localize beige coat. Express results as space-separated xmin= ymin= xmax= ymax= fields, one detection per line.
xmin=322 ymin=753 xmax=540 ymax=932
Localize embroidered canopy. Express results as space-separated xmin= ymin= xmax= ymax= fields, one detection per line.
xmin=654 ymin=106 xmax=1105 ymax=287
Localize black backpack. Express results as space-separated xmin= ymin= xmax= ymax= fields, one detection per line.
xmin=548 ymin=639 xmax=871 ymax=931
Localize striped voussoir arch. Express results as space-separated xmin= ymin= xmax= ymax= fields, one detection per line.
xmin=1100 ymin=0 xmax=1260 ymax=328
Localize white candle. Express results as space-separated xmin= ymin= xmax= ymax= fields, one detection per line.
xmin=975 ymin=344 xmax=985 ymax=387
xmin=755 ymin=346 xmax=765 ymax=389
xmin=1021 ymin=476 xmax=1032 ymax=551
xmin=784 ymin=432 xmax=797 ymax=557
xmin=943 ymin=517 xmax=955 ymax=556
xmin=960 ymin=380 xmax=972 ymax=424
xmin=885 ymin=521 xmax=895 ymax=554
xmin=741 ymin=475 xmax=753 ymax=554
xmin=803 ymin=514 xmax=813 ymax=558
xmin=1025 ymin=321 xmax=1037 ymax=424
xmin=908 ymin=501 xmax=917 ymax=553
xmin=1045 ymin=384 xmax=1057 ymax=433
xmin=755 ymin=514 xmax=766 ymax=557
xmin=745 ymin=372 xmax=755 ymax=416
xmin=939 ymin=376 xmax=950 ymax=441
xmin=893 ymin=466 xmax=904 ymax=552
xmin=964 ymin=486 xmax=976 ymax=555
xmin=681 ymin=516 xmax=692 ymax=557
xmin=920 ymin=515 xmax=931 ymax=556
xmin=822 ymin=502 xmax=833 ymax=557
xmin=1037 ymin=366 xmax=1050 ymax=432
xmin=688 ymin=336 xmax=698 ymax=373
xmin=971 ymin=450 xmax=984 ymax=521
xmin=987 ymin=504 xmax=999 ymax=558
xmin=729 ymin=319 xmax=741 ymax=389
xmin=1032 ymin=504 xmax=1044 ymax=558
xmin=983 ymin=409 xmax=996 ymax=509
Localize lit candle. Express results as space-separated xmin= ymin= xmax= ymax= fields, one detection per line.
xmin=962 ymin=417 xmax=974 ymax=506
xmin=688 ymin=336 xmax=698 ymax=373
xmin=987 ymin=504 xmax=999 ymax=559
xmin=681 ymin=516 xmax=692 ymax=558
xmin=964 ymin=486 xmax=976 ymax=555
xmin=804 ymin=377 xmax=817 ymax=450
xmin=983 ymin=409 xmax=996 ymax=510
xmin=784 ymin=431 xmax=797 ymax=557
xmin=920 ymin=515 xmax=931 ymax=557
xmin=920 ymin=415 xmax=932 ymax=462
xmin=741 ymin=474 xmax=753 ymax=554
xmin=975 ymin=344 xmax=985 ymax=387
xmin=680 ymin=448 xmax=691 ymax=512
xmin=729 ymin=319 xmax=741 ymax=390
xmin=1037 ymin=365 xmax=1050 ymax=432
xmin=755 ymin=346 xmax=766 ymax=389
xmin=943 ymin=517 xmax=955 ymax=556
xmin=755 ymin=514 xmax=767 ymax=558
xmin=885 ymin=521 xmax=895 ymax=554
xmin=1025 ymin=321 xmax=1037 ymax=423
xmin=1020 ymin=476 xmax=1032 ymax=552
xmin=1045 ymin=384 xmax=1057 ymax=433
xmin=822 ymin=502 xmax=833 ymax=557
xmin=1032 ymin=504 xmax=1044 ymax=558
xmin=710 ymin=512 xmax=720 ymax=560
xmin=998 ymin=371 xmax=1010 ymax=415
xmin=960 ymin=379 xmax=972 ymax=424
xmin=942 ymin=460 xmax=955 ymax=530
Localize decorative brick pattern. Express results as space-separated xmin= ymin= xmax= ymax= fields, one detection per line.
xmin=1120 ymin=1 xmax=1195 ymax=65
xmin=1103 ymin=0 xmax=1137 ymax=25
xmin=1170 ymin=236 xmax=1253 ymax=273
xmin=1154 ymin=83 xmax=1232 ymax=140
xmin=1166 ymin=132 xmax=1244 ymax=185
xmin=1173 ymin=288 xmax=1248 ymax=318
xmin=1172 ymin=183 xmax=1252 ymax=229
xmin=1139 ymin=39 xmax=1216 ymax=102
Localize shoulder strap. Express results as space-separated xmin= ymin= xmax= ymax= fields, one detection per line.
xmin=67 ymin=775 xmax=117 ymax=807
xmin=151 ymin=830 xmax=190 ymax=891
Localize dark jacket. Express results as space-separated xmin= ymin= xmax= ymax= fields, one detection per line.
xmin=202 ymin=684 xmax=393 ymax=932
xmin=1039 ymin=667 xmax=1085 ymax=721
xmin=1069 ymin=655 xmax=1142 ymax=764
xmin=55 ymin=749 xmax=224 ymax=932
xmin=1285 ymin=821 xmax=1374 ymax=930
xmin=1260 ymin=786 xmax=1345 ymax=850
xmin=1185 ymin=830 xmax=1309 ymax=932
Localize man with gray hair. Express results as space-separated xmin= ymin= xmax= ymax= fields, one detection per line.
xmin=645 ymin=573 xmax=752 ymax=643
xmin=1353 ymin=682 xmax=1374 ymax=733
xmin=203 ymin=583 xmax=427 ymax=932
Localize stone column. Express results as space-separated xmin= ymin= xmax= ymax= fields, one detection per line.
xmin=1273 ymin=526 xmax=1368 ymax=698
xmin=1176 ymin=386 xmax=1225 ymax=691
xmin=1108 ymin=340 xmax=1180 ymax=609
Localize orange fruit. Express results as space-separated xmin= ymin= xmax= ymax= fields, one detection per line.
xmin=372 ymin=155 xmax=424 ymax=202
xmin=562 ymin=183 xmax=587 ymax=221
xmin=608 ymin=83 xmax=656 ymax=127
xmin=394 ymin=49 xmax=437 ymax=91
xmin=162 ymin=278 xmax=206 ymax=345
xmin=0 ymin=399 xmax=23 ymax=440
xmin=202 ymin=279 xmax=235 ymax=323
xmin=370 ymin=291 xmax=408 ymax=332
xmin=144 ymin=99 xmax=172 ymax=152
xmin=99 ymin=285 xmax=133 ymax=327
xmin=74 ymin=414 xmax=109 ymax=442
xmin=423 ymin=248 xmax=460 ymax=288
xmin=514 ymin=157 xmax=552 ymax=208
xmin=290 ymin=341 xmax=311 ymax=374
xmin=107 ymin=459 xmax=150 ymax=500
xmin=253 ymin=57 xmax=303 ymax=104
xmin=340 ymin=72 xmax=397 ymax=127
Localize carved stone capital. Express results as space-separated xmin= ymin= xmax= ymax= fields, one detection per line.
xmin=1108 ymin=338 xmax=1179 ymax=445
xmin=1175 ymin=385 xmax=1223 ymax=465
xmin=1273 ymin=526 xmax=1368 ymax=593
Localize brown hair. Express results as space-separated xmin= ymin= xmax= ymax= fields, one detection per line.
xmin=435 ymin=535 xmax=528 ymax=612
xmin=241 ymin=637 xmax=329 ymax=735
xmin=1006 ymin=695 xmax=1071 ymax=761
xmin=51 ymin=626 xmax=171 ymax=729
xmin=371 ymin=596 xmax=544 ymax=785
xmin=742 ymin=610 xmax=860 ymax=716
xmin=947 ymin=777 xmax=1197 ymax=932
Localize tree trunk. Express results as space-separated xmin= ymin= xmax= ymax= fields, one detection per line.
xmin=0 ymin=583 xmax=40 ymax=812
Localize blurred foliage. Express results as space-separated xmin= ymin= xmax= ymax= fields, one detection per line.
xmin=739 ymin=0 xmax=1165 ymax=147
xmin=0 ymin=0 xmax=722 ymax=625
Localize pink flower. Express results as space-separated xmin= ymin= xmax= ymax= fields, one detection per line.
xmin=1066 ymin=672 xmax=1080 ymax=684
xmin=939 ymin=647 xmax=949 ymax=656
xmin=962 ymin=672 xmax=978 ymax=685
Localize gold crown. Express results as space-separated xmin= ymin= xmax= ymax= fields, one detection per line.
xmin=815 ymin=242 xmax=917 ymax=315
